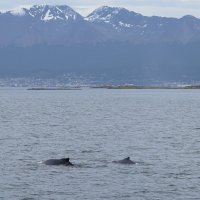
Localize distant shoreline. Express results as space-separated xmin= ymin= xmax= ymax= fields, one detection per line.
xmin=91 ymin=85 xmax=200 ymax=89
xmin=28 ymin=87 xmax=82 ymax=90
xmin=27 ymin=85 xmax=200 ymax=90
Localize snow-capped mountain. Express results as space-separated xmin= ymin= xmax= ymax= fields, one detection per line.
xmin=86 ymin=6 xmax=200 ymax=43
xmin=0 ymin=5 xmax=104 ymax=46
xmin=86 ymin=6 xmax=145 ymax=31
xmin=0 ymin=5 xmax=200 ymax=82
xmin=0 ymin=5 xmax=200 ymax=46
xmin=4 ymin=5 xmax=82 ymax=21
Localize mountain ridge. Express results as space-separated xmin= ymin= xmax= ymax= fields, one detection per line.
xmin=0 ymin=4 xmax=200 ymax=46
xmin=0 ymin=5 xmax=200 ymax=46
xmin=1 ymin=5 xmax=199 ymax=20
xmin=0 ymin=5 xmax=200 ymax=83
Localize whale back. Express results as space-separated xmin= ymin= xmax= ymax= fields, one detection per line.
xmin=113 ymin=157 xmax=135 ymax=164
xmin=44 ymin=158 xmax=73 ymax=166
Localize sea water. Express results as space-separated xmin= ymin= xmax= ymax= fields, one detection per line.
xmin=0 ymin=88 xmax=200 ymax=200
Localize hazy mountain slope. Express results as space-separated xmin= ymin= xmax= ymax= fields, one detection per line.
xmin=1 ymin=42 xmax=200 ymax=83
xmin=0 ymin=5 xmax=200 ymax=83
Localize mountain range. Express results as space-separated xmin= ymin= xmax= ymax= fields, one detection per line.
xmin=0 ymin=5 xmax=200 ymax=83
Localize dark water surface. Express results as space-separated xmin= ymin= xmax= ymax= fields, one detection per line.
xmin=0 ymin=88 xmax=200 ymax=199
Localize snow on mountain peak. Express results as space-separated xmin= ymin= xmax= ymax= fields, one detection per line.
xmin=9 ymin=6 xmax=30 ymax=16
xmin=95 ymin=6 xmax=124 ymax=13
xmin=29 ymin=5 xmax=81 ymax=21
xmin=2 ymin=5 xmax=31 ymax=16
xmin=5 ymin=5 xmax=82 ymax=21
xmin=85 ymin=6 xmax=142 ymax=32
xmin=85 ymin=6 xmax=127 ymax=22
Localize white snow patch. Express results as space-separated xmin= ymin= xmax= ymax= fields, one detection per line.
xmin=86 ymin=6 xmax=125 ymax=22
xmin=136 ymin=24 xmax=148 ymax=28
xmin=20 ymin=5 xmax=33 ymax=9
xmin=56 ymin=6 xmax=62 ymax=13
xmin=57 ymin=16 xmax=63 ymax=20
xmin=86 ymin=13 xmax=109 ymax=22
xmin=95 ymin=6 xmax=109 ymax=12
xmin=10 ymin=7 xmax=26 ymax=16
xmin=119 ymin=21 xmax=133 ymax=28
xmin=112 ymin=10 xmax=119 ymax=15
xmin=43 ymin=9 xmax=54 ymax=21
xmin=28 ymin=12 xmax=35 ymax=17
xmin=8 ymin=5 xmax=33 ymax=16
xmin=0 ymin=10 xmax=7 ymax=14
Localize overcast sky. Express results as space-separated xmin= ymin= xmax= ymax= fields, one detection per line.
xmin=0 ymin=0 xmax=200 ymax=18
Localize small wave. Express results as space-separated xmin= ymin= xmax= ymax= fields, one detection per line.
xmin=81 ymin=150 xmax=101 ymax=153
xmin=95 ymin=164 xmax=108 ymax=168
xmin=29 ymin=123 xmax=41 ymax=126
xmin=73 ymin=163 xmax=108 ymax=169
xmin=49 ymin=124 xmax=61 ymax=127
xmin=73 ymin=164 xmax=92 ymax=168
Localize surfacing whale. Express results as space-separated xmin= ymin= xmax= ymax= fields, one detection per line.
xmin=113 ymin=157 xmax=135 ymax=164
xmin=44 ymin=158 xmax=73 ymax=166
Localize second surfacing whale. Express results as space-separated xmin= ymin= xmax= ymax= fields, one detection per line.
xmin=112 ymin=157 xmax=136 ymax=165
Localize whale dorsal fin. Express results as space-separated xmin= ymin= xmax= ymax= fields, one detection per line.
xmin=124 ymin=157 xmax=130 ymax=161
